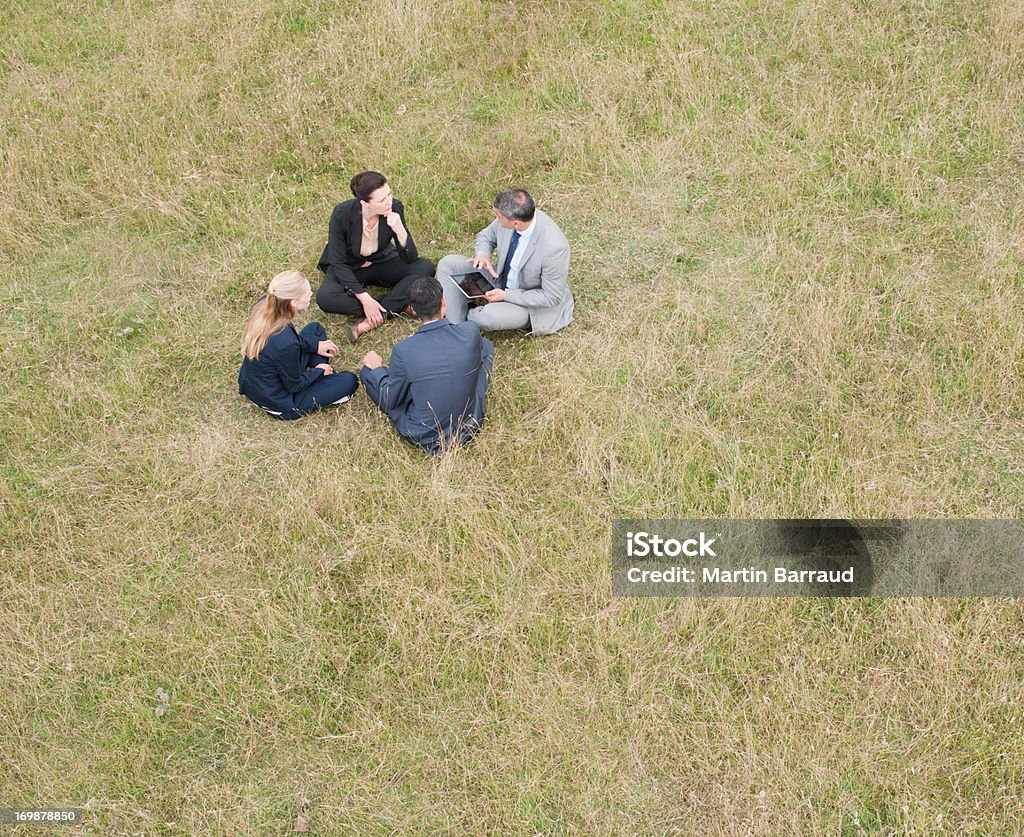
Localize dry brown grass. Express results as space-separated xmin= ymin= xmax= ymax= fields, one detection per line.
xmin=2 ymin=0 xmax=1024 ymax=833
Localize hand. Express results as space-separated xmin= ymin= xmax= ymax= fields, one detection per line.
xmin=317 ymin=340 xmax=338 ymax=358
xmin=356 ymin=292 xmax=387 ymax=328
xmin=315 ymin=363 xmax=334 ymax=376
xmin=362 ymin=350 xmax=383 ymax=370
xmin=470 ymin=253 xmax=497 ymax=278
xmin=385 ymin=211 xmax=409 ymax=247
xmin=484 ymin=289 xmax=505 ymax=303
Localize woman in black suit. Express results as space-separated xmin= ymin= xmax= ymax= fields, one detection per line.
xmin=239 ymin=270 xmax=359 ymax=419
xmin=315 ymin=171 xmax=435 ymax=342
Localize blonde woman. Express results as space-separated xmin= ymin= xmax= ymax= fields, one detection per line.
xmin=238 ymin=270 xmax=358 ymax=419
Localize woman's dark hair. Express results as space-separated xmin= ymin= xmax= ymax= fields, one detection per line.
xmin=350 ymin=171 xmax=388 ymax=202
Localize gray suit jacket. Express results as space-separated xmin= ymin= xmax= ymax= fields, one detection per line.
xmin=474 ymin=209 xmax=574 ymax=336
xmin=361 ymin=319 xmax=494 ymax=454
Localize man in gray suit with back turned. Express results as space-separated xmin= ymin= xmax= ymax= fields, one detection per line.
xmin=361 ymin=276 xmax=494 ymax=454
xmin=436 ymin=189 xmax=574 ymax=336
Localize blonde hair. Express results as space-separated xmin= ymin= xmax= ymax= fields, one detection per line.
xmin=240 ymin=270 xmax=310 ymax=360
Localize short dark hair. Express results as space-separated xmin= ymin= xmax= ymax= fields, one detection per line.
xmin=350 ymin=170 xmax=388 ymax=202
xmin=407 ymin=276 xmax=443 ymax=320
xmin=493 ymin=188 xmax=536 ymax=222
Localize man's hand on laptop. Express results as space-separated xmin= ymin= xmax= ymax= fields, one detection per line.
xmin=484 ymin=289 xmax=505 ymax=303
xmin=470 ymin=253 xmax=498 ymax=278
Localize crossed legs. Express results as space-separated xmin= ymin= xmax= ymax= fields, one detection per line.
xmin=436 ymin=254 xmax=531 ymax=332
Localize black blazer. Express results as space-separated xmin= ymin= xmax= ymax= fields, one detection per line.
xmin=238 ymin=323 xmax=323 ymax=413
xmin=317 ymin=198 xmax=419 ymax=289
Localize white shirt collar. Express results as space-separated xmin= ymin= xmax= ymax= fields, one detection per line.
xmin=515 ymin=218 xmax=536 ymax=240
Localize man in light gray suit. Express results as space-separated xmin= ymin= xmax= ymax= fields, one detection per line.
xmin=436 ymin=189 xmax=574 ymax=336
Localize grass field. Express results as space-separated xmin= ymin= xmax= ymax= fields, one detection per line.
xmin=2 ymin=0 xmax=1024 ymax=832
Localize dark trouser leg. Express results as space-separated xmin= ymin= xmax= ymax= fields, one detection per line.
xmin=318 ymin=259 xmax=435 ymax=317
xmin=354 ymin=258 xmax=436 ymax=314
xmin=282 ymin=372 xmax=360 ymax=419
xmin=297 ymin=322 xmax=330 ymax=367
xmin=316 ymin=268 xmax=364 ymax=316
xmin=358 ymin=257 xmax=435 ymax=287
xmin=376 ymin=273 xmax=426 ymax=315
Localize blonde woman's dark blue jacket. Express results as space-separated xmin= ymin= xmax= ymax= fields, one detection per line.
xmin=238 ymin=321 xmax=358 ymax=419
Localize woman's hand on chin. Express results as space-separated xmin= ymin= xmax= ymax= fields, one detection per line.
xmin=385 ymin=211 xmax=408 ymax=245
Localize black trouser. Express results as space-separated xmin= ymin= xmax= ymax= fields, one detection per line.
xmin=316 ymin=258 xmax=435 ymax=317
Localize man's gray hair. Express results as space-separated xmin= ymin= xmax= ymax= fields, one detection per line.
xmin=493 ymin=189 xmax=536 ymax=222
